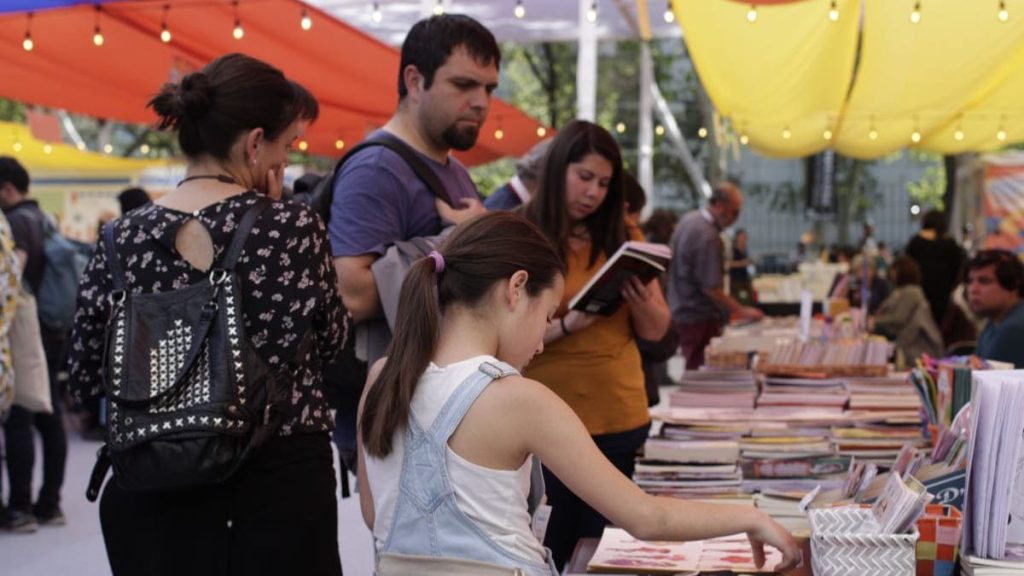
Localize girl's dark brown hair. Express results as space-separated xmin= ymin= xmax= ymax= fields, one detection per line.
xmin=148 ymin=53 xmax=319 ymax=160
xmin=522 ymin=119 xmax=626 ymax=267
xmin=361 ymin=211 xmax=564 ymax=458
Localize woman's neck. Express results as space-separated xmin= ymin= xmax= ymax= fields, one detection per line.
xmin=432 ymin=306 xmax=500 ymax=367
xmin=185 ymin=157 xmax=251 ymax=189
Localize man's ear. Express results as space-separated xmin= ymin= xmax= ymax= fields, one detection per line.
xmin=403 ymin=65 xmax=425 ymax=101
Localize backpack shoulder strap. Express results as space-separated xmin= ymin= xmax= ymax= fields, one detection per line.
xmin=219 ymin=197 xmax=271 ymax=272
xmin=335 ymin=132 xmax=453 ymax=207
xmin=102 ymin=222 xmax=126 ymax=293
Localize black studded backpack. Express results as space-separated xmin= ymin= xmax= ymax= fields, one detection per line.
xmin=87 ymin=197 xmax=292 ymax=499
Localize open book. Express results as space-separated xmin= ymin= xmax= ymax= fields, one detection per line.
xmin=568 ymin=241 xmax=671 ymax=316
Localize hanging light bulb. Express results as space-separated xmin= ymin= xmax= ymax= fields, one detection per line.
xmin=997 ymin=128 xmax=1008 ymax=142
xmin=747 ymin=5 xmax=758 ymax=23
xmin=13 ymin=141 xmax=23 ymax=152
xmin=999 ymin=0 xmax=1010 ymax=21
xmin=514 ymin=0 xmax=526 ymax=19
xmin=536 ymin=126 xmax=547 ymax=137
xmin=739 ymin=133 xmax=750 ymax=145
xmin=664 ymin=0 xmax=675 ymax=23
xmin=868 ymin=127 xmax=878 ymax=141
xmin=911 ymin=130 xmax=922 ymax=143
xmin=103 ymin=143 xmax=113 ymax=154
xmin=823 ymin=128 xmax=833 ymax=141
xmin=93 ymin=6 xmax=105 ymax=46
xmin=954 ymin=127 xmax=965 ymax=141
xmin=615 ymin=122 xmax=626 ymax=134
xmin=335 ymin=138 xmax=345 ymax=150
xmin=159 ymin=4 xmax=171 ymax=42
xmin=232 ymin=1 xmax=244 ymax=39
xmin=42 ymin=144 xmax=52 ymax=154
xmin=587 ymin=1 xmax=598 ymax=23
xmin=829 ymin=0 xmax=839 ymax=21
xmin=910 ymin=1 xmax=921 ymax=24
xmin=371 ymin=2 xmax=382 ymax=23
xmin=22 ymin=12 xmax=33 ymax=52
xmin=698 ymin=126 xmax=708 ymax=138
xmin=297 ymin=140 xmax=308 ymax=151
xmin=301 ymin=8 xmax=312 ymax=30
xmin=76 ymin=142 xmax=86 ymax=151
xmin=782 ymin=127 xmax=792 ymax=140
xmin=655 ymin=124 xmax=665 ymax=136
xmin=433 ymin=0 xmax=445 ymax=16
xmin=494 ymin=128 xmax=505 ymax=140
xmin=140 ymin=144 xmax=151 ymax=155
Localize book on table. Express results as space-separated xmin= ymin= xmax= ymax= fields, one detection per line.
xmin=568 ymin=241 xmax=671 ymax=316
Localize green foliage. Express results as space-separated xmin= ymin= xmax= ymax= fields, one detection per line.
xmin=469 ymin=157 xmax=516 ymax=197
xmin=0 ymin=99 xmax=26 ymax=123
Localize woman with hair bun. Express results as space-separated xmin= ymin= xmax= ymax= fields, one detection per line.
xmin=67 ymin=53 xmax=348 ymax=575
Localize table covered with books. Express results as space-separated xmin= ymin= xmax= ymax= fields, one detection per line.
xmin=574 ymin=327 xmax=1018 ymax=575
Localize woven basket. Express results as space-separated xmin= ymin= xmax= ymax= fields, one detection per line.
xmin=810 ymin=507 xmax=918 ymax=576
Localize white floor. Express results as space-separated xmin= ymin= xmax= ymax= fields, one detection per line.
xmin=0 ymin=432 xmax=376 ymax=576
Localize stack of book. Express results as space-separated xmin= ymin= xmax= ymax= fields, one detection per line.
xmin=846 ymin=374 xmax=922 ymax=411
xmin=670 ymin=370 xmax=758 ymax=409
xmin=756 ymin=376 xmax=849 ymax=412
xmin=635 ymin=438 xmax=744 ymax=499
xmin=760 ymin=339 xmax=892 ymax=377
xmin=962 ymin=371 xmax=1024 ymax=567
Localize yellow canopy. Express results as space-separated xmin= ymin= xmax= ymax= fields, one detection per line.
xmin=675 ymin=0 xmax=1024 ymax=159
xmin=0 ymin=121 xmax=163 ymax=174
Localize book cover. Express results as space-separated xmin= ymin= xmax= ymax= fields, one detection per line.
xmin=568 ymin=241 xmax=671 ymax=316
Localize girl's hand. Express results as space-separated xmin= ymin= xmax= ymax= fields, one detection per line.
xmin=621 ymin=275 xmax=655 ymax=307
xmin=747 ymin=513 xmax=802 ymax=571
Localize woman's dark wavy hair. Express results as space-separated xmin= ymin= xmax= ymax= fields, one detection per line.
xmin=148 ymin=53 xmax=319 ymax=160
xmin=360 ymin=211 xmax=564 ymax=458
xmin=522 ymin=119 xmax=626 ymax=267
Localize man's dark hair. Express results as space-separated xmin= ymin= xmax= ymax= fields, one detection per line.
xmin=623 ymin=172 xmax=646 ymax=215
xmin=967 ymin=249 xmax=1024 ymax=296
xmin=0 ymin=156 xmax=29 ymax=194
xmin=921 ymin=209 xmax=947 ymax=233
xmin=890 ymin=256 xmax=922 ymax=287
xmin=397 ymin=14 xmax=500 ymax=99
xmin=117 ymin=187 xmax=151 ymax=214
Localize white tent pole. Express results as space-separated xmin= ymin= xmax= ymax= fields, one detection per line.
xmin=651 ymin=80 xmax=711 ymax=198
xmin=577 ymin=0 xmax=598 ymax=121
xmin=638 ymin=41 xmax=655 ymax=211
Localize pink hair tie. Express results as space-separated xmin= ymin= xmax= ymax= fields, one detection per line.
xmin=428 ymin=250 xmax=445 ymax=273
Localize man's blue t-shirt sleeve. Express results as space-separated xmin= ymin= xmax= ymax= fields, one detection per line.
xmin=328 ymin=160 xmax=405 ymax=258
xmin=988 ymin=322 xmax=1024 ymax=368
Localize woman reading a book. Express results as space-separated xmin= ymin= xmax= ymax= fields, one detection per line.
xmin=356 ymin=211 xmax=800 ymax=575
xmin=519 ymin=120 xmax=673 ymax=568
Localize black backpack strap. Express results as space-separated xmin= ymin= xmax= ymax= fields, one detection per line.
xmin=102 ymin=222 xmax=126 ymax=293
xmin=330 ymin=132 xmax=454 ymax=207
xmin=219 ymin=197 xmax=271 ymax=272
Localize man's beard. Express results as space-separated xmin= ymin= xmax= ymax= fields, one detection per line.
xmin=442 ymin=122 xmax=480 ymax=151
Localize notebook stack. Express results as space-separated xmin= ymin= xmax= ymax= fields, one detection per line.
xmin=670 ymin=370 xmax=758 ymax=409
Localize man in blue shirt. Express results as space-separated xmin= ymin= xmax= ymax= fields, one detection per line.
xmin=330 ymin=14 xmax=499 ymax=324
xmin=967 ymin=249 xmax=1024 ymax=368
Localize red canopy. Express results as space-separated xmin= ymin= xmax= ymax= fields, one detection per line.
xmin=0 ymin=0 xmax=548 ymax=165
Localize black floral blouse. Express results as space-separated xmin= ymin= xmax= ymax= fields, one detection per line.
xmin=68 ymin=190 xmax=350 ymax=435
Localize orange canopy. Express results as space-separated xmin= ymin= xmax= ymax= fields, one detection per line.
xmin=0 ymin=0 xmax=547 ymax=165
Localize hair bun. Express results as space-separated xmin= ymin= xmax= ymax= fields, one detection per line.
xmin=179 ymin=71 xmax=212 ymax=118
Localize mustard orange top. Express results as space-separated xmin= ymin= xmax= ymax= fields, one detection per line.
xmin=524 ymin=231 xmax=649 ymax=436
